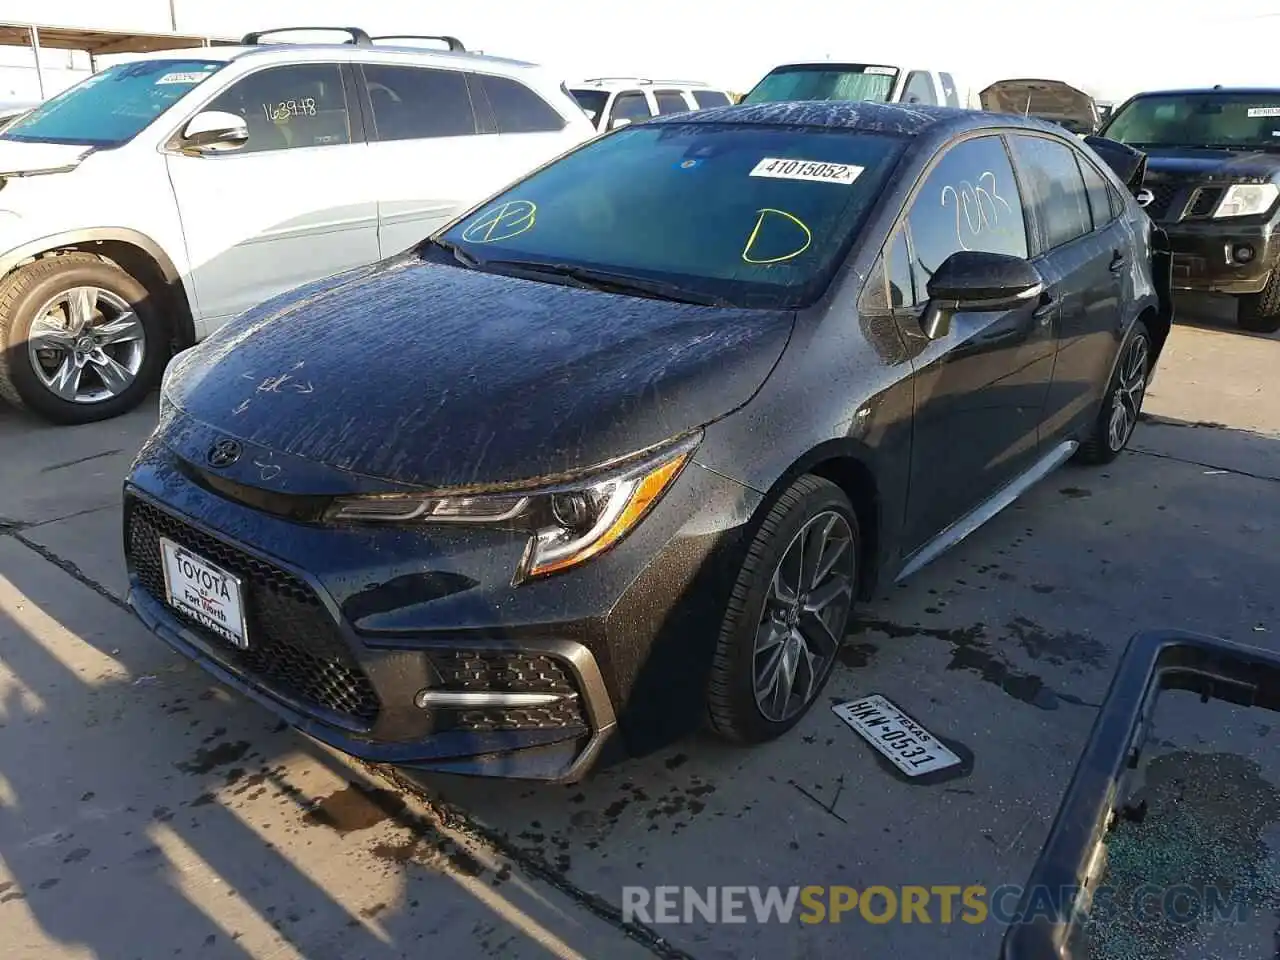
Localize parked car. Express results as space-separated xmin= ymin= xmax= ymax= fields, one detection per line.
xmin=741 ymin=62 xmax=971 ymax=109
xmin=124 ymin=100 xmax=1170 ymax=783
xmin=0 ymin=26 xmax=595 ymax=425
xmin=1098 ymin=86 xmax=1280 ymax=333
xmin=980 ymin=79 xmax=1100 ymax=135
xmin=567 ymin=77 xmax=734 ymax=132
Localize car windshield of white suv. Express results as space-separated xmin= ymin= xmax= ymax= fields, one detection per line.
xmin=1 ymin=59 xmax=224 ymax=148
xmin=1103 ymin=92 xmax=1280 ymax=151
xmin=742 ymin=65 xmax=898 ymax=105
xmin=431 ymin=121 xmax=906 ymax=309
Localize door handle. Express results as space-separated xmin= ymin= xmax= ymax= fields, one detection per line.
xmin=1109 ymin=250 xmax=1127 ymax=272
xmin=1032 ymin=292 xmax=1056 ymax=324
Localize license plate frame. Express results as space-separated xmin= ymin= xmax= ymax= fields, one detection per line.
xmin=158 ymin=536 xmax=249 ymax=650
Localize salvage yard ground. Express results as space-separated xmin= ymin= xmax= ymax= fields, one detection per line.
xmin=0 ymin=295 xmax=1276 ymax=960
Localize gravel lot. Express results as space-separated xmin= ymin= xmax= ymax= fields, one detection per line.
xmin=0 ymin=295 xmax=1276 ymax=960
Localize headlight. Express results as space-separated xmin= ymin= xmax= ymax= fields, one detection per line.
xmin=1213 ymin=183 xmax=1279 ymax=218
xmin=328 ymin=432 xmax=700 ymax=582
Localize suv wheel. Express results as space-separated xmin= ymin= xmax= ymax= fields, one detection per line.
xmin=0 ymin=253 xmax=166 ymax=424
xmin=1238 ymin=276 xmax=1280 ymax=334
xmin=707 ymin=475 xmax=860 ymax=744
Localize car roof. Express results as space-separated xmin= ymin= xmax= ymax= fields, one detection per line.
xmin=113 ymin=43 xmax=541 ymax=74
xmin=1128 ymin=87 xmax=1280 ymax=98
xmin=653 ymin=99 xmax=1059 ymax=138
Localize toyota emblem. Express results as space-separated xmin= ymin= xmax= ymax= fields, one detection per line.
xmin=206 ymin=438 xmax=242 ymax=468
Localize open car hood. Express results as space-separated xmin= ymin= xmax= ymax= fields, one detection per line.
xmin=980 ymin=78 xmax=1098 ymax=133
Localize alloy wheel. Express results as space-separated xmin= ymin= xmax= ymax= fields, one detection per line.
xmin=1107 ymin=333 xmax=1149 ymax=452
xmin=27 ymin=286 xmax=146 ymax=404
xmin=753 ymin=510 xmax=856 ymax=723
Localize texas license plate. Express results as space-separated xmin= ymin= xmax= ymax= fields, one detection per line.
xmin=159 ymin=537 xmax=249 ymax=649
xmin=832 ymin=694 xmax=962 ymax=776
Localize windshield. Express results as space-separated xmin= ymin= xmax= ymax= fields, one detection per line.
xmin=1 ymin=59 xmax=224 ymax=148
xmin=1102 ymin=92 xmax=1280 ymax=151
xmin=569 ymin=89 xmax=610 ymax=124
xmin=435 ymin=121 xmax=906 ymax=309
xmin=742 ymin=65 xmax=898 ymax=105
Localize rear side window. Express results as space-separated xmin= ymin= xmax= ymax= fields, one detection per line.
xmin=904 ymin=135 xmax=1028 ymax=306
xmin=206 ymin=63 xmax=352 ymax=153
xmin=902 ymin=71 xmax=937 ymax=106
xmin=479 ymin=74 xmax=566 ymax=133
xmin=1077 ymin=155 xmax=1115 ymax=229
xmin=363 ymin=64 xmax=476 ymax=140
xmin=939 ymin=73 xmax=960 ymax=108
xmin=654 ymin=90 xmax=691 ymax=115
xmin=1007 ymin=134 xmax=1093 ymax=251
xmin=692 ymin=89 xmax=732 ymax=109
xmin=610 ymin=91 xmax=652 ymax=125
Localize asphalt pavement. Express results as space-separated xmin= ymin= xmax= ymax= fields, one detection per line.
xmin=0 ymin=294 xmax=1275 ymax=960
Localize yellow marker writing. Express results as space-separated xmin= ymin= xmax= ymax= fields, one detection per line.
xmin=741 ymin=208 xmax=812 ymax=264
xmin=462 ymin=200 xmax=537 ymax=243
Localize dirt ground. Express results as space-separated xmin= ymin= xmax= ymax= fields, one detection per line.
xmin=0 ymin=293 xmax=1275 ymax=959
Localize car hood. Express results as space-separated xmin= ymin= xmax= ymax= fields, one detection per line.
xmin=1140 ymin=145 xmax=1280 ymax=184
xmin=164 ymin=257 xmax=796 ymax=490
xmin=980 ymin=79 xmax=1097 ymax=131
xmin=0 ymin=139 xmax=93 ymax=177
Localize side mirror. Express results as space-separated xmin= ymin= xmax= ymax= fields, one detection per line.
xmin=181 ymin=110 xmax=249 ymax=153
xmin=609 ymin=117 xmax=633 ymax=130
xmin=921 ymin=250 xmax=1044 ymax=339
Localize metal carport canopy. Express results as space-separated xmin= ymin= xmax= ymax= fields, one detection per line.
xmin=0 ymin=21 xmax=238 ymax=98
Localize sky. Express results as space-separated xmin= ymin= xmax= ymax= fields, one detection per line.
xmin=4 ymin=0 xmax=1280 ymax=103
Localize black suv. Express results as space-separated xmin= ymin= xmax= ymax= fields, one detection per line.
xmin=1100 ymin=87 xmax=1280 ymax=333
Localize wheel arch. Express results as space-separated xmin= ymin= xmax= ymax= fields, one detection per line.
xmin=0 ymin=228 xmax=195 ymax=350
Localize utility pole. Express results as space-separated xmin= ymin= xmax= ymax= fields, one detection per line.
xmin=168 ymin=0 xmax=178 ymax=31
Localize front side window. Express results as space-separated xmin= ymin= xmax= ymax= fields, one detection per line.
xmin=939 ymin=73 xmax=961 ymax=108
xmin=479 ymin=74 xmax=566 ymax=133
xmin=362 ymin=64 xmax=475 ymax=141
xmin=569 ymin=88 xmax=610 ymax=124
xmin=2 ymin=59 xmax=223 ymax=147
xmin=1102 ymin=92 xmax=1280 ymax=151
xmin=438 ymin=122 xmax=907 ymax=309
xmin=742 ymin=65 xmax=898 ymax=105
xmin=1007 ymin=134 xmax=1092 ymax=251
xmin=693 ymin=89 xmax=732 ymax=110
xmin=904 ymin=135 xmax=1028 ymax=305
xmin=903 ymin=71 xmax=937 ymax=106
xmin=654 ymin=91 xmax=691 ymax=115
xmin=610 ymin=92 xmax=653 ymax=126
xmin=204 ymin=63 xmax=351 ymax=153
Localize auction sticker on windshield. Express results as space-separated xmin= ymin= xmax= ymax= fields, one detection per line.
xmin=750 ymin=157 xmax=864 ymax=184
xmin=832 ymin=694 xmax=962 ymax=776
xmin=1248 ymin=107 xmax=1280 ymax=118
xmin=159 ymin=537 xmax=249 ymax=649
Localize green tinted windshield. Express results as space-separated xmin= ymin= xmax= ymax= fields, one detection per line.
xmin=2 ymin=59 xmax=224 ymax=147
xmin=438 ymin=122 xmax=906 ymax=309
xmin=742 ymin=65 xmax=898 ymax=105
xmin=1103 ymin=92 xmax=1280 ymax=150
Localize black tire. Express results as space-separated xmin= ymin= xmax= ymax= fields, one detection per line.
xmin=707 ymin=475 xmax=860 ymax=744
xmin=1238 ymin=275 xmax=1280 ymax=334
xmin=0 ymin=253 xmax=167 ymax=424
xmin=1075 ymin=318 xmax=1152 ymax=465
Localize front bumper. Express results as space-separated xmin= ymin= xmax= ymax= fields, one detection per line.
xmin=123 ymin=426 xmax=760 ymax=782
xmin=1160 ymin=219 xmax=1279 ymax=295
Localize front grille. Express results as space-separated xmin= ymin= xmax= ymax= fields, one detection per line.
xmin=126 ymin=498 xmax=381 ymax=727
xmin=1144 ymin=182 xmax=1180 ymax=221
xmin=1187 ymin=186 xmax=1224 ymax=218
xmin=426 ymin=650 xmax=587 ymax=733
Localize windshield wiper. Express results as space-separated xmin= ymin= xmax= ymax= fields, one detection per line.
xmin=424 ymin=237 xmax=480 ymax=269
xmin=480 ymin=259 xmax=733 ymax=307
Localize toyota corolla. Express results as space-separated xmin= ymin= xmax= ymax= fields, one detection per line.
xmin=123 ymin=101 xmax=1171 ymax=781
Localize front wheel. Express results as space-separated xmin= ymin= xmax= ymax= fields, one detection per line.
xmin=1238 ymin=275 xmax=1280 ymax=334
xmin=707 ymin=475 xmax=860 ymax=744
xmin=1075 ymin=318 xmax=1152 ymax=465
xmin=0 ymin=253 xmax=167 ymax=424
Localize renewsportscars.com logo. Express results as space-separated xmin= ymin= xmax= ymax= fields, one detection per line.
xmin=622 ymin=884 xmax=1253 ymax=926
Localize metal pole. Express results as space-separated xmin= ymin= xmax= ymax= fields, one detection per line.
xmin=29 ymin=25 xmax=45 ymax=100
xmin=169 ymin=0 xmax=178 ymax=31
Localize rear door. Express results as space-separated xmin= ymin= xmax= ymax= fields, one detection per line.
xmin=1006 ymin=133 xmax=1128 ymax=445
xmin=164 ymin=62 xmax=379 ymax=332
xmin=607 ymin=90 xmax=654 ymax=129
xmin=894 ymin=133 xmax=1057 ymax=550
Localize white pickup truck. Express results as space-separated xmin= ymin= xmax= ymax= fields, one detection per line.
xmin=740 ymin=62 xmax=975 ymax=110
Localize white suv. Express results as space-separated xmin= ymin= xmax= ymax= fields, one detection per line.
xmin=566 ymin=78 xmax=735 ymax=132
xmin=0 ymin=27 xmax=594 ymax=424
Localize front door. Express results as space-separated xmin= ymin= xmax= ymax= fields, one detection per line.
xmin=165 ymin=62 xmax=379 ymax=335
xmin=894 ymin=133 xmax=1057 ymax=551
